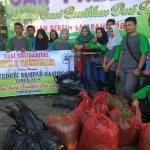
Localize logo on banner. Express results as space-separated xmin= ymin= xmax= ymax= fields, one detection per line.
xmin=60 ymin=53 xmax=71 ymax=64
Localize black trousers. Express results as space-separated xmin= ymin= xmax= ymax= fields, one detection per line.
xmin=106 ymin=70 xmax=116 ymax=95
xmin=139 ymin=100 xmax=150 ymax=122
xmin=141 ymin=75 xmax=150 ymax=88
xmin=139 ymin=90 xmax=150 ymax=122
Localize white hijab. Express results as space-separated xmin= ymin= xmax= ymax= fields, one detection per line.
xmin=107 ymin=25 xmax=123 ymax=50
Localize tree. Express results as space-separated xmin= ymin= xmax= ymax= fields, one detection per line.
xmin=0 ymin=1 xmax=6 ymax=26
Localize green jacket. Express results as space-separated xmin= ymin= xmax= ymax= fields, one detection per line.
xmin=132 ymin=85 xmax=150 ymax=100
xmin=74 ymin=40 xmax=107 ymax=51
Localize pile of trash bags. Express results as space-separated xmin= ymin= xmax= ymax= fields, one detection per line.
xmin=2 ymin=91 xmax=150 ymax=150
xmin=54 ymin=71 xmax=84 ymax=95
xmin=47 ymin=91 xmax=149 ymax=150
xmin=1 ymin=100 xmax=65 ymax=150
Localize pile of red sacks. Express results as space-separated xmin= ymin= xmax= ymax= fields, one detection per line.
xmin=47 ymin=91 xmax=149 ymax=150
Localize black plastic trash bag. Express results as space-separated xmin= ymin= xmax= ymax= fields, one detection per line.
xmin=51 ymin=96 xmax=83 ymax=109
xmin=51 ymin=99 xmax=75 ymax=109
xmin=55 ymin=71 xmax=84 ymax=85
xmin=1 ymin=101 xmax=66 ymax=150
xmin=1 ymin=106 xmax=26 ymax=130
xmin=1 ymin=101 xmax=47 ymax=131
xmin=55 ymin=72 xmax=85 ymax=95
xmin=58 ymin=84 xmax=85 ymax=95
xmin=13 ymin=100 xmax=47 ymax=131
xmin=2 ymin=124 xmax=21 ymax=150
xmin=15 ymin=130 xmax=64 ymax=150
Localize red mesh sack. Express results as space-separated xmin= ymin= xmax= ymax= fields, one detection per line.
xmin=77 ymin=91 xmax=92 ymax=109
xmin=78 ymin=113 xmax=119 ymax=150
xmin=71 ymin=108 xmax=90 ymax=122
xmin=47 ymin=114 xmax=80 ymax=150
xmin=110 ymin=106 xmax=142 ymax=147
xmin=95 ymin=103 xmax=110 ymax=117
xmin=93 ymin=91 xmax=113 ymax=104
xmin=81 ymin=106 xmax=98 ymax=126
xmin=106 ymin=96 xmax=128 ymax=111
xmin=72 ymin=91 xmax=92 ymax=122
xmin=138 ymin=123 xmax=150 ymax=150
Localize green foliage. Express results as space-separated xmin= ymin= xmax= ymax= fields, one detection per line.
xmin=0 ymin=1 xmax=6 ymax=25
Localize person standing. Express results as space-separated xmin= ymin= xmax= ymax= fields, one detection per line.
xmin=74 ymin=25 xmax=95 ymax=96
xmin=34 ymin=29 xmax=49 ymax=51
xmin=91 ymin=27 xmax=108 ymax=91
xmin=141 ymin=54 xmax=150 ymax=88
xmin=106 ymin=19 xmax=115 ymax=36
xmin=103 ymin=25 xmax=122 ymax=95
xmin=49 ymin=30 xmax=58 ymax=51
xmin=26 ymin=25 xmax=36 ymax=48
xmin=0 ymin=28 xmax=5 ymax=51
xmin=52 ymin=28 xmax=73 ymax=50
xmin=7 ymin=23 xmax=32 ymax=52
xmin=116 ymin=17 xmax=149 ymax=103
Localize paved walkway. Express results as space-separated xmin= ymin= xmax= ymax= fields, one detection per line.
xmin=0 ymin=80 xmax=138 ymax=150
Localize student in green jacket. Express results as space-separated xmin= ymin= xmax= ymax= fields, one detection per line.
xmin=132 ymin=85 xmax=150 ymax=122
xmin=7 ymin=23 xmax=32 ymax=52
xmin=103 ymin=25 xmax=122 ymax=95
xmin=52 ymin=28 xmax=73 ymax=50
xmin=74 ymin=25 xmax=95 ymax=96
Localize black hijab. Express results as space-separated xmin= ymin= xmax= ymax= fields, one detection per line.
xmin=49 ymin=30 xmax=58 ymax=43
xmin=96 ymin=27 xmax=108 ymax=45
xmin=35 ymin=29 xmax=49 ymax=50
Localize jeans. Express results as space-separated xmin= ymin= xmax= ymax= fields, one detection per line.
xmin=84 ymin=64 xmax=93 ymax=94
xmin=120 ymin=70 xmax=140 ymax=103
xmin=106 ymin=70 xmax=116 ymax=95
xmin=91 ymin=61 xmax=106 ymax=91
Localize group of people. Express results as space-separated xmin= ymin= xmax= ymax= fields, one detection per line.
xmin=0 ymin=16 xmax=150 ymax=121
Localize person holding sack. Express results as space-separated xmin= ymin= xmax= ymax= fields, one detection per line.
xmin=91 ymin=27 xmax=108 ymax=91
xmin=116 ymin=17 xmax=149 ymax=103
xmin=132 ymin=84 xmax=150 ymax=122
xmin=103 ymin=25 xmax=122 ymax=95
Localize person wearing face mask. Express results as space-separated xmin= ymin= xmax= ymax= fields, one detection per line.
xmin=91 ymin=27 xmax=108 ymax=91
xmin=49 ymin=30 xmax=58 ymax=51
xmin=74 ymin=25 xmax=95 ymax=96
xmin=103 ymin=25 xmax=122 ymax=95
xmin=52 ymin=28 xmax=73 ymax=50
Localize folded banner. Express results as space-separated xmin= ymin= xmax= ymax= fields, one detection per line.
xmin=0 ymin=50 xmax=74 ymax=97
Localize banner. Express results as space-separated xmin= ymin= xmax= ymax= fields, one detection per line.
xmin=5 ymin=0 xmax=150 ymax=40
xmin=0 ymin=50 xmax=74 ymax=97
